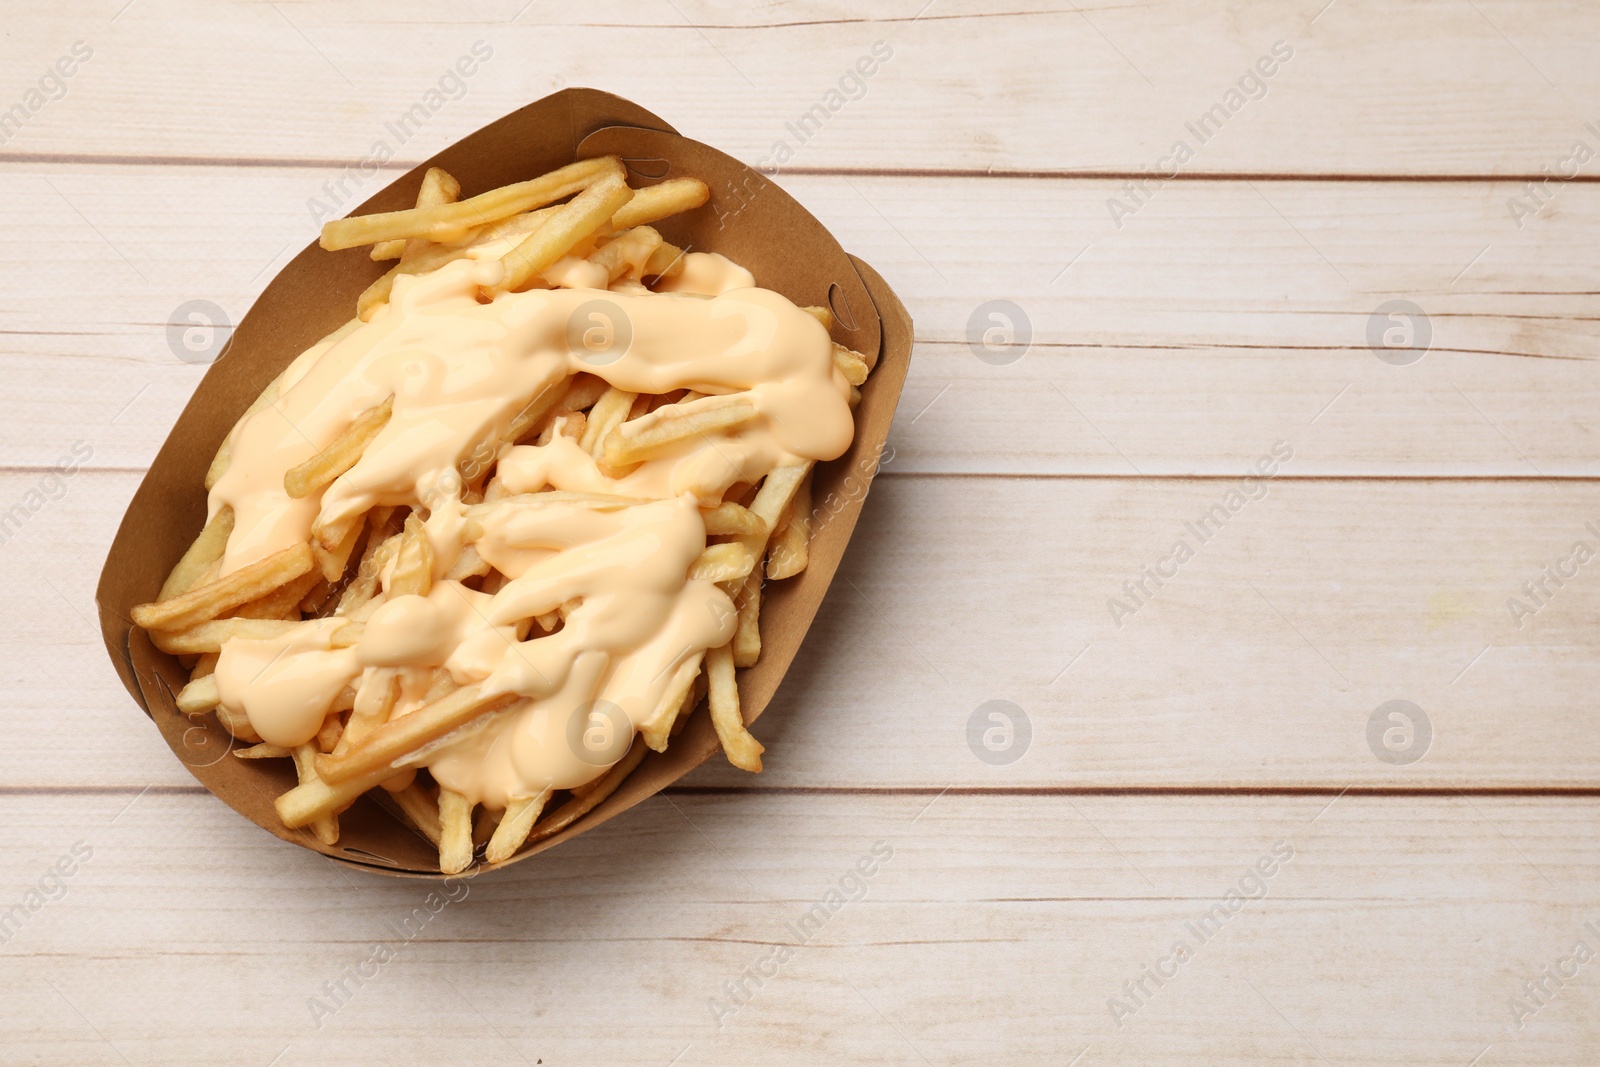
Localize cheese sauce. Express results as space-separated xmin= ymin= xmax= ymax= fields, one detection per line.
xmin=208 ymin=252 xmax=850 ymax=806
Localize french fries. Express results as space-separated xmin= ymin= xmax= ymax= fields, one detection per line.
xmin=134 ymin=152 xmax=876 ymax=872
xmin=321 ymin=156 xmax=624 ymax=250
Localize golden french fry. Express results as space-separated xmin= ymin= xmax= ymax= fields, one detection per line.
xmin=472 ymin=804 xmax=502 ymax=849
xmin=176 ymin=675 xmax=219 ymax=715
xmin=438 ymin=789 xmax=474 ymax=874
xmin=335 ymin=668 xmax=400 ymax=755
xmin=490 ymin=172 xmax=635 ymax=295
xmin=151 ymin=617 xmax=362 ymax=656
xmin=707 ymin=642 xmax=762 ymax=772
xmin=388 ymin=513 xmax=434 ymax=597
xmin=158 ymin=507 xmax=236 ymax=602
xmin=832 ymin=344 xmax=869 ymax=387
xmin=215 ymin=705 xmax=262 ymax=743
xmin=579 ymin=386 xmax=638 ymax=460
xmin=639 ymin=654 xmax=703 ymax=752
xmin=235 ymin=742 xmax=290 ymax=760
xmin=529 ymin=738 xmax=648 ymax=843
xmin=284 ymin=397 xmax=394 ymax=499
xmin=133 ymin=543 xmax=316 ymax=632
xmin=322 ymin=156 xmax=623 ymax=250
xmin=610 ymin=178 xmax=709 ymax=230
xmin=388 ymin=782 xmax=442 ymax=846
xmin=643 ymin=240 xmax=688 ymax=279
xmin=314 ymin=684 xmax=518 ymax=785
xmin=276 ymin=762 xmax=392 ymax=829
xmin=560 ymin=374 xmax=610 ymax=415
xmin=749 ymin=463 xmax=812 ymax=532
xmin=356 ymin=207 xmax=560 ymax=320
xmin=602 ymin=392 xmax=760 ymax=468
xmin=701 ymin=501 xmax=765 ymax=538
xmin=316 ymin=712 xmax=345 ymax=754
xmin=371 ymin=166 xmax=462 ymax=260
xmin=690 ymin=542 xmax=754 ymax=583
xmin=291 ymin=743 xmax=341 ymax=845
xmin=336 ymin=519 xmax=404 ymax=616
xmin=485 ymin=790 xmax=552 ymax=863
xmin=500 ymin=376 xmax=571 ymax=449
xmin=802 ymin=305 xmax=833 ymax=331
xmin=732 ymin=568 xmax=762 ymax=668
xmin=588 ymin=226 xmax=665 ymax=282
xmin=535 ymin=410 xmax=587 ymax=447
xmin=310 ymin=513 xmax=367 ymax=584
xmin=235 ymin=568 xmax=321 ymax=620
xmin=766 ymin=471 xmax=812 ymax=580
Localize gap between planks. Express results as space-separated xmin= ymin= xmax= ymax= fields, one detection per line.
xmin=8 ymin=151 xmax=1600 ymax=185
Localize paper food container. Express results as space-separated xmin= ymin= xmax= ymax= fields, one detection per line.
xmin=95 ymin=88 xmax=913 ymax=877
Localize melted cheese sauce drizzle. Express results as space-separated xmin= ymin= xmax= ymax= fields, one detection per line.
xmin=209 ymin=251 xmax=850 ymax=806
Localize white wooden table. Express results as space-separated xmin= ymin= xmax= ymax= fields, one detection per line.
xmin=4 ymin=2 xmax=1599 ymax=1063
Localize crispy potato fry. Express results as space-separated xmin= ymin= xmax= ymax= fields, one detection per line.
xmin=707 ymin=642 xmax=763 ymax=772
xmin=158 ymin=506 xmax=235 ymax=602
xmin=732 ymin=568 xmax=762 ymax=668
xmin=766 ymin=471 xmax=812 ymax=580
xmin=472 ymin=804 xmax=502 ymax=848
xmin=322 ymin=156 xmax=623 ymax=250
xmin=291 ymin=744 xmax=340 ymax=845
xmin=284 ymin=396 xmax=394 ymax=499
xmin=832 ymin=344 xmax=869 ymax=387
xmin=602 ymin=392 xmax=760 ymax=467
xmin=691 ymin=541 xmax=754 ymax=583
xmin=438 ymin=789 xmax=474 ymax=874
xmin=643 ymin=240 xmax=688 ymax=279
xmin=748 ymin=463 xmax=812 ymax=532
xmin=579 ymin=386 xmax=638 ymax=460
xmin=357 ymin=208 xmax=559 ymax=320
xmin=485 ymin=790 xmax=551 ymax=863
xmin=310 ymin=514 xmax=366 ymax=584
xmin=588 ymin=225 xmax=665 ymax=283
xmin=234 ymin=742 xmax=290 ymax=760
xmin=529 ymin=738 xmax=648 ymax=843
xmin=490 ymin=172 xmax=635 ymax=296
xmin=152 ymin=617 xmax=362 ymax=656
xmin=215 ymin=705 xmax=262 ymax=743
xmin=316 ymin=712 xmax=345 ymax=754
xmin=371 ymin=166 xmax=461 ymax=260
xmin=560 ymin=374 xmax=611 ymax=415
xmin=701 ymin=501 xmax=765 ymax=538
xmin=610 ymin=178 xmax=709 ymax=230
xmin=314 ymin=684 xmax=518 ymax=785
xmin=176 ymin=674 xmax=219 ymax=715
xmin=235 ymin=569 xmax=321 ymax=620
xmin=802 ymin=305 xmax=833 ymax=331
xmin=276 ymin=761 xmax=394 ymax=829
xmin=639 ymin=653 xmax=703 ymax=752
xmin=388 ymin=513 xmax=434 ymax=597
xmin=335 ymin=667 xmax=399 ymax=755
xmin=133 ymin=543 xmax=316 ymax=632
xmin=388 ymin=782 xmax=442 ymax=846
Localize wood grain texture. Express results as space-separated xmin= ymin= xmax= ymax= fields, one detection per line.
xmin=1 ymin=1 xmax=1596 ymax=175
xmin=4 ymin=167 xmax=1600 ymax=475
xmin=2 ymin=792 xmax=1596 ymax=1065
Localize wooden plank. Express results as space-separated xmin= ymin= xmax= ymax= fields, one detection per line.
xmin=5 ymin=167 xmax=1600 ymax=475
xmin=2 ymin=791 xmax=1595 ymax=1064
xmin=13 ymin=470 xmax=1600 ymax=790
xmin=2 ymin=1 xmax=1598 ymax=175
